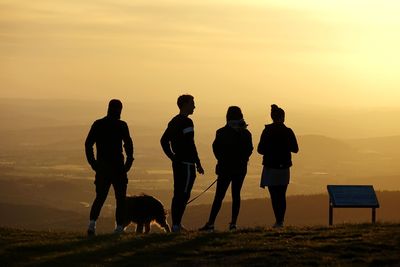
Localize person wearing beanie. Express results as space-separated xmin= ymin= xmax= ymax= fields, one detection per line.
xmin=85 ymin=99 xmax=134 ymax=235
xmin=257 ymin=104 xmax=298 ymax=228
xmin=199 ymin=106 xmax=253 ymax=232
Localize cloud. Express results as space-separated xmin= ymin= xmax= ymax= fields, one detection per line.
xmin=0 ymin=0 xmax=342 ymax=54
xmin=1 ymin=0 xmax=399 ymax=106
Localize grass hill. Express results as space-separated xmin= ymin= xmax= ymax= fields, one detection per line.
xmin=1 ymin=224 xmax=399 ymax=266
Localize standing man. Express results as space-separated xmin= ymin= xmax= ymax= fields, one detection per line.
xmin=85 ymin=99 xmax=134 ymax=236
xmin=161 ymin=94 xmax=204 ymax=232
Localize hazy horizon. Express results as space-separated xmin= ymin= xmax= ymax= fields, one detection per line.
xmin=2 ymin=97 xmax=400 ymax=139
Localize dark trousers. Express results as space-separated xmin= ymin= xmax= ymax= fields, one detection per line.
xmin=171 ymin=161 xmax=196 ymax=226
xmin=267 ymin=185 xmax=288 ymax=224
xmin=208 ymin=174 xmax=245 ymax=225
xmin=89 ymin=174 xmax=127 ymax=226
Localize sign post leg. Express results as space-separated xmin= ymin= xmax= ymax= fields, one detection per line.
xmin=329 ymin=205 xmax=333 ymax=226
xmin=372 ymin=208 xmax=376 ymax=224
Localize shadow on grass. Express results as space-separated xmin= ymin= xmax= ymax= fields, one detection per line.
xmin=20 ymin=232 xmax=235 ymax=267
xmin=3 ymin=233 xmax=178 ymax=266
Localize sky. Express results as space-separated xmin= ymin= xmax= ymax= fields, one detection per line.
xmin=1 ymin=0 xmax=400 ymax=109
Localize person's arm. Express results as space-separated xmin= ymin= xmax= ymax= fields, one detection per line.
xmin=186 ymin=120 xmax=204 ymax=174
xmin=195 ymin=153 xmax=204 ymax=175
xmin=245 ymin=131 xmax=254 ymax=160
xmin=122 ymin=122 xmax=134 ymax=172
xmin=192 ymin=134 xmax=204 ymax=175
xmin=289 ymin=129 xmax=299 ymax=153
xmin=212 ymin=130 xmax=223 ymax=162
xmin=257 ymin=129 xmax=267 ymax=155
xmin=85 ymin=123 xmax=97 ymax=171
xmin=160 ymin=125 xmax=175 ymax=161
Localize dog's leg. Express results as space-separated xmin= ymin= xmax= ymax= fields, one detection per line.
xmin=165 ymin=222 xmax=171 ymax=233
xmin=145 ymin=222 xmax=151 ymax=233
xmin=157 ymin=219 xmax=171 ymax=233
xmin=136 ymin=223 xmax=144 ymax=234
xmin=162 ymin=222 xmax=171 ymax=233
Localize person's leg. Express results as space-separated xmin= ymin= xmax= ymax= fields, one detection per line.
xmin=268 ymin=185 xmax=288 ymax=225
xmin=230 ymin=174 xmax=245 ymax=225
xmin=275 ymin=185 xmax=288 ymax=224
xmin=178 ymin=163 xmax=196 ymax=225
xmin=88 ymin=176 xmax=111 ymax=235
xmin=171 ymin=162 xmax=184 ymax=228
xmin=89 ymin=176 xmax=111 ymax=222
xmin=113 ymin=179 xmax=127 ymax=228
xmin=171 ymin=162 xmax=196 ymax=229
xmin=267 ymin=186 xmax=280 ymax=224
xmin=207 ymin=176 xmax=230 ymax=225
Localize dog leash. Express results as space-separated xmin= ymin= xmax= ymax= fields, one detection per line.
xmin=187 ymin=178 xmax=218 ymax=205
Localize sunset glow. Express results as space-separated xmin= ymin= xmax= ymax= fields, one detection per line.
xmin=1 ymin=0 xmax=400 ymax=108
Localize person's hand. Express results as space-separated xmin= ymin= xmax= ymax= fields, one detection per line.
xmin=90 ymin=161 xmax=98 ymax=172
xmin=124 ymin=163 xmax=133 ymax=172
xmin=196 ymin=164 xmax=204 ymax=175
xmin=125 ymin=158 xmax=134 ymax=172
xmin=169 ymin=154 xmax=177 ymax=163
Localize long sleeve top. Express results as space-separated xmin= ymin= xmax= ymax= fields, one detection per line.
xmin=212 ymin=125 xmax=253 ymax=176
xmin=85 ymin=116 xmax=134 ymax=175
xmin=257 ymin=122 xmax=298 ymax=169
xmin=160 ymin=114 xmax=201 ymax=165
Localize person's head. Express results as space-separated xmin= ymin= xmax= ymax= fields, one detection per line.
xmin=271 ymin=104 xmax=285 ymax=123
xmin=107 ymin=99 xmax=123 ymax=119
xmin=226 ymin=106 xmax=243 ymax=122
xmin=177 ymin=94 xmax=195 ymax=115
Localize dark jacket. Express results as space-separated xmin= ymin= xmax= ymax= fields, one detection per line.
xmin=85 ymin=116 xmax=134 ymax=177
xmin=257 ymin=123 xmax=298 ymax=169
xmin=160 ymin=114 xmax=201 ymax=165
xmin=213 ymin=125 xmax=253 ymax=176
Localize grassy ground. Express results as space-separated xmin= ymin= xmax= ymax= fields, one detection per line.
xmin=1 ymin=224 xmax=400 ymax=266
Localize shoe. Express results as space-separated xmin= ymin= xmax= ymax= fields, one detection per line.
xmin=199 ymin=223 xmax=214 ymax=232
xmin=87 ymin=228 xmax=95 ymax=236
xmin=229 ymin=223 xmax=237 ymax=231
xmin=172 ymin=224 xmax=188 ymax=233
xmin=171 ymin=224 xmax=181 ymax=233
xmin=87 ymin=220 xmax=96 ymax=236
xmin=114 ymin=225 xmax=125 ymax=234
xmin=273 ymin=222 xmax=284 ymax=229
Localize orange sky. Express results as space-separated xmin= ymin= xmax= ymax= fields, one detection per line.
xmin=1 ymin=0 xmax=400 ymax=109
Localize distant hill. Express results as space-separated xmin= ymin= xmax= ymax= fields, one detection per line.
xmin=186 ymin=191 xmax=400 ymax=230
xmin=0 ymin=202 xmax=86 ymax=231
xmin=1 ymin=224 xmax=399 ymax=266
xmin=1 ymin=192 xmax=399 ymax=233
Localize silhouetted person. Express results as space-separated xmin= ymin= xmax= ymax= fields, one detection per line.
xmin=257 ymin=104 xmax=298 ymax=228
xmin=199 ymin=106 xmax=253 ymax=232
xmin=85 ymin=99 xmax=134 ymax=235
xmin=160 ymin=94 xmax=204 ymax=232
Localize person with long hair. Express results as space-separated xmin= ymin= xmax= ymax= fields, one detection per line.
xmin=199 ymin=106 xmax=253 ymax=231
xmin=257 ymin=104 xmax=298 ymax=228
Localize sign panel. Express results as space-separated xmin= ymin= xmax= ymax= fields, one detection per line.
xmin=327 ymin=185 xmax=379 ymax=208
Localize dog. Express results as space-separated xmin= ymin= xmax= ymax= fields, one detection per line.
xmin=123 ymin=194 xmax=170 ymax=233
